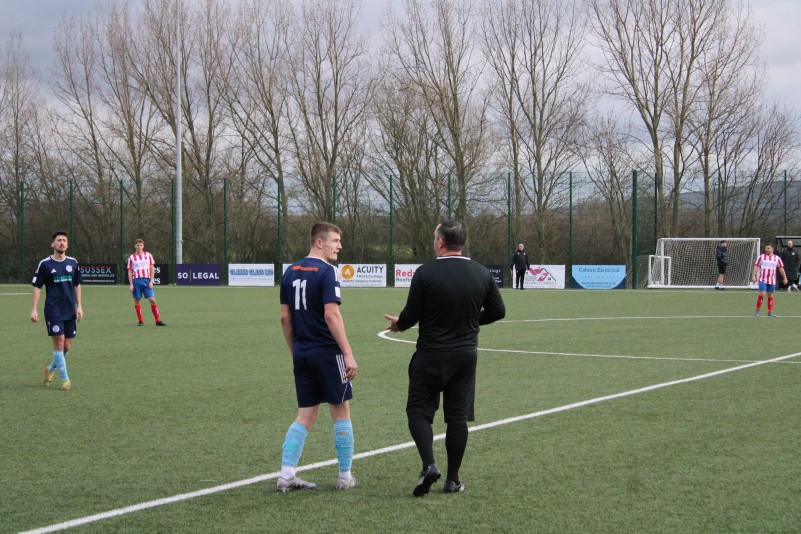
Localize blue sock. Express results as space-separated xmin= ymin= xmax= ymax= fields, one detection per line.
xmin=333 ymin=420 xmax=354 ymax=474
xmin=53 ymin=351 xmax=68 ymax=381
xmin=281 ymin=422 xmax=308 ymax=470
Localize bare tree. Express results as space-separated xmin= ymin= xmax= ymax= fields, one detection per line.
xmin=590 ymin=0 xmax=733 ymax=236
xmin=225 ymin=0 xmax=293 ymax=259
xmin=688 ymin=1 xmax=763 ymax=235
xmin=284 ymin=0 xmax=374 ymax=231
xmin=481 ymin=0 xmax=588 ymax=259
xmin=51 ymin=12 xmax=122 ymax=260
xmin=385 ymin=0 xmax=489 ymax=222
xmin=0 ymin=34 xmax=46 ymax=275
xmin=96 ymin=2 xmax=166 ymax=239
xmin=369 ymin=70 xmax=449 ymax=258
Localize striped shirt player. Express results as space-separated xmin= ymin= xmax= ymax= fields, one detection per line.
xmin=31 ymin=231 xmax=83 ymax=391
xmin=126 ymin=239 xmax=166 ymax=326
xmin=276 ymin=222 xmax=358 ymax=492
xmin=752 ymin=244 xmax=787 ymax=317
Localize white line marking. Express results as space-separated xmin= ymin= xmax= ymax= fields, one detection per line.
xmin=376 ymin=329 xmax=801 ymax=364
xmin=19 ymin=349 xmax=801 ymax=534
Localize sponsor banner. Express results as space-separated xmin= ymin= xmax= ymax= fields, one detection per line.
xmin=153 ymin=264 xmax=170 ymax=285
xmin=228 ymin=263 xmax=275 ymax=286
xmin=484 ymin=265 xmax=505 ymax=288
xmin=394 ymin=264 xmax=422 ymax=288
xmin=176 ymin=263 xmax=221 ymax=286
xmin=80 ymin=263 xmax=117 ymax=284
xmin=124 ymin=263 xmax=170 ymax=285
xmin=571 ymin=265 xmax=627 ymax=289
xmin=282 ymin=263 xmax=293 ymax=274
xmin=338 ymin=264 xmax=387 ymax=287
xmin=511 ymin=265 xmax=565 ymax=289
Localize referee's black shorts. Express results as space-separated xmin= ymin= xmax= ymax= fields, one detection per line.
xmin=406 ymin=349 xmax=477 ymax=424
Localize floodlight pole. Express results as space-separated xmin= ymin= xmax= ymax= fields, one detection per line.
xmin=175 ymin=0 xmax=183 ymax=265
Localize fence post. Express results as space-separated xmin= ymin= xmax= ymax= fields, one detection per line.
xmin=277 ymin=182 xmax=282 ymax=281
xmin=389 ymin=175 xmax=394 ymax=269
xmin=506 ymin=172 xmax=511 ymax=286
xmin=69 ymin=179 xmax=75 ymax=254
xmin=631 ymin=170 xmax=638 ymax=289
xmin=717 ymin=171 xmax=723 ymax=237
xmin=224 ymin=177 xmax=228 ymax=284
xmin=783 ymin=169 xmax=787 ymax=236
xmin=568 ymin=171 xmax=573 ymax=272
xmin=19 ymin=180 xmax=25 ymax=282
xmin=119 ymin=180 xmax=124 ymax=277
xmin=447 ymin=174 xmax=452 ymax=219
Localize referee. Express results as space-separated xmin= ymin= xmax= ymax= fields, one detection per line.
xmin=385 ymin=220 xmax=506 ymax=496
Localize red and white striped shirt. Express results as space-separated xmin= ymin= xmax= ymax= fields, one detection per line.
xmin=127 ymin=251 xmax=155 ymax=280
xmin=754 ymin=253 xmax=784 ymax=284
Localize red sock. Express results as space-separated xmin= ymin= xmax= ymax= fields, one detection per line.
xmin=756 ymin=295 xmax=764 ymax=310
xmin=768 ymin=296 xmax=774 ymax=312
xmin=135 ymin=305 xmax=143 ymax=322
xmin=151 ymin=304 xmax=161 ymax=322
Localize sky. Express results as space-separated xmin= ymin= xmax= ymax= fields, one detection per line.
xmin=0 ymin=0 xmax=799 ymax=112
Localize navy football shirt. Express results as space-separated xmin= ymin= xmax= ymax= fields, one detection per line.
xmin=280 ymin=257 xmax=342 ymax=357
xmin=31 ymin=256 xmax=83 ymax=321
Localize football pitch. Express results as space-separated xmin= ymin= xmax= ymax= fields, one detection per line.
xmin=2 ymin=285 xmax=800 ymax=533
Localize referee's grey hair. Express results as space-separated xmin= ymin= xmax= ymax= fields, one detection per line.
xmin=437 ymin=220 xmax=466 ymax=251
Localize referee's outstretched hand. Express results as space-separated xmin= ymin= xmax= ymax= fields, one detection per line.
xmin=384 ymin=314 xmax=400 ymax=332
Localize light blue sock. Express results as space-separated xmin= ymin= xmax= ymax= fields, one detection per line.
xmin=281 ymin=422 xmax=308 ymax=469
xmin=53 ymin=351 xmax=69 ymax=381
xmin=333 ymin=420 xmax=354 ymax=474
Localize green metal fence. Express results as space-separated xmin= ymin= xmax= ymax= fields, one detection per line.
xmin=2 ymin=170 xmax=798 ymax=287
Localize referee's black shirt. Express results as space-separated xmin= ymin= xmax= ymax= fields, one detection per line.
xmin=396 ymin=256 xmax=506 ymax=353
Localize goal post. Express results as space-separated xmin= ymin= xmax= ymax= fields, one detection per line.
xmin=647 ymin=237 xmax=760 ymax=289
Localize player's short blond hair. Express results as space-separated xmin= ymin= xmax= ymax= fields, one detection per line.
xmin=310 ymin=222 xmax=342 ymax=246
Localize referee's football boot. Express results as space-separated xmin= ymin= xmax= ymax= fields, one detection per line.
xmin=276 ymin=475 xmax=316 ymax=492
xmin=443 ymin=479 xmax=465 ymax=494
xmin=412 ymin=463 xmax=441 ymax=497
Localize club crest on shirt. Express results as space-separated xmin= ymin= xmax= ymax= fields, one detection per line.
xmin=66 ymin=265 xmax=73 ymax=272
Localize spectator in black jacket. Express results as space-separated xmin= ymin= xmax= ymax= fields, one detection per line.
xmin=780 ymin=240 xmax=800 ymax=292
xmin=715 ymin=240 xmax=728 ymax=290
xmin=511 ymin=243 xmax=530 ymax=290
xmin=384 ymin=220 xmax=505 ymax=497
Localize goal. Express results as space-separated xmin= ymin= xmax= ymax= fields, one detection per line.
xmin=647 ymin=237 xmax=760 ymax=289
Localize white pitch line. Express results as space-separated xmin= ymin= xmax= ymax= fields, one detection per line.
xmin=20 ymin=350 xmax=801 ymax=534
xmin=375 ymin=329 xmax=801 ymax=365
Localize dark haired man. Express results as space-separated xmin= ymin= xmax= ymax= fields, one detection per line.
xmin=385 ymin=220 xmax=506 ymax=496
xmin=31 ymin=231 xmax=83 ymax=391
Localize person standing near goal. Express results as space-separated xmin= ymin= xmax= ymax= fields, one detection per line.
xmin=126 ymin=239 xmax=167 ymax=326
xmin=752 ymin=243 xmax=787 ymax=317
xmin=715 ymin=240 xmax=728 ymax=290
xmin=779 ymin=240 xmax=800 ymax=292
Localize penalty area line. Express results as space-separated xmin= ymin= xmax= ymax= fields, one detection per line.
xmin=19 ymin=350 xmax=801 ymax=534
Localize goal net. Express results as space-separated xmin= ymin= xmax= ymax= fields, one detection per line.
xmin=648 ymin=237 xmax=760 ymax=289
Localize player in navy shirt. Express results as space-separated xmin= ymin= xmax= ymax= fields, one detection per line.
xmin=276 ymin=222 xmax=358 ymax=492
xmin=31 ymin=231 xmax=84 ymax=391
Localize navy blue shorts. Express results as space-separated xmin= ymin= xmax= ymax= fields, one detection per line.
xmin=293 ymin=353 xmax=353 ymax=407
xmin=46 ymin=319 xmax=77 ymax=339
xmin=132 ymin=278 xmax=155 ymax=299
xmin=406 ymin=350 xmax=477 ymax=424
